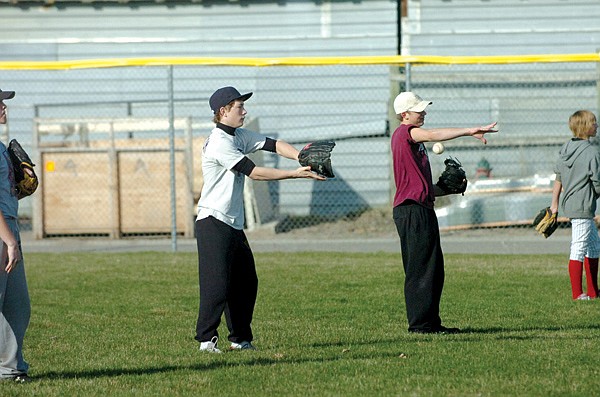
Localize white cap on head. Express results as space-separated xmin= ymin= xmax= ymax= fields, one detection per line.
xmin=393 ymin=92 xmax=432 ymax=114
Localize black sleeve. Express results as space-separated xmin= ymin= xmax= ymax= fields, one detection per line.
xmin=262 ymin=137 xmax=277 ymax=153
xmin=232 ymin=156 xmax=256 ymax=177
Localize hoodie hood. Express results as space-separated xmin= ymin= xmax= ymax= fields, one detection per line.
xmin=559 ymin=138 xmax=592 ymax=168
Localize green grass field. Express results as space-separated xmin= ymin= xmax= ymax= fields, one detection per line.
xmin=3 ymin=251 xmax=600 ymax=396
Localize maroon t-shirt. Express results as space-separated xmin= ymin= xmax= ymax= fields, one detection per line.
xmin=391 ymin=124 xmax=435 ymax=209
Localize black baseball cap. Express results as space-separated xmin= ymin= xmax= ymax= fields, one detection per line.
xmin=209 ymin=86 xmax=252 ymax=114
xmin=0 ymin=89 xmax=15 ymax=100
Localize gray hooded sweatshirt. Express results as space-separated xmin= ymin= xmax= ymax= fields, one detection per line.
xmin=554 ymin=138 xmax=600 ymax=219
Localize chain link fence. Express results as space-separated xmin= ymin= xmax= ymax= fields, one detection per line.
xmin=1 ymin=55 xmax=599 ymax=240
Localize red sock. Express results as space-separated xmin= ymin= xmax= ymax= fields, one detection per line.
xmin=584 ymin=257 xmax=599 ymax=298
xmin=569 ymin=260 xmax=584 ymax=299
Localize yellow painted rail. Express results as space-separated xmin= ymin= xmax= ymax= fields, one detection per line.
xmin=1 ymin=53 xmax=600 ymax=70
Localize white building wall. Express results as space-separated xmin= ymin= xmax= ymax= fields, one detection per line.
xmin=403 ymin=0 xmax=600 ymax=56
xmin=0 ymin=1 xmax=398 ymax=219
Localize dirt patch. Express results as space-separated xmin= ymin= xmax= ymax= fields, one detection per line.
xmin=247 ymin=207 xmax=395 ymax=240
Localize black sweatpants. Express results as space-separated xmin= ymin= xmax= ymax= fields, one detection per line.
xmin=393 ymin=203 xmax=444 ymax=332
xmin=195 ymin=216 xmax=258 ymax=344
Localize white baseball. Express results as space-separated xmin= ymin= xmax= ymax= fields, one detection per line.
xmin=432 ymin=142 xmax=445 ymax=154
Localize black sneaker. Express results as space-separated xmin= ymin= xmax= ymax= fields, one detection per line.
xmin=409 ymin=326 xmax=461 ymax=334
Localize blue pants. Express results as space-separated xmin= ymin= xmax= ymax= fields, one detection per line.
xmin=0 ymin=219 xmax=30 ymax=378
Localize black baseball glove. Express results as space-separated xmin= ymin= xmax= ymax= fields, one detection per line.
xmin=532 ymin=207 xmax=558 ymax=238
xmin=436 ymin=157 xmax=467 ymax=195
xmin=8 ymin=139 xmax=39 ymax=199
xmin=298 ymin=140 xmax=336 ymax=178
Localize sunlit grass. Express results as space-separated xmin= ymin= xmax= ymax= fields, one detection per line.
xmin=4 ymin=251 xmax=599 ymax=396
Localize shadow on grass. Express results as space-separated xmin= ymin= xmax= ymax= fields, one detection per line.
xmin=36 ymin=324 xmax=600 ymax=381
xmin=37 ymin=350 xmax=402 ymax=381
xmin=460 ymin=323 xmax=600 ymax=334
xmin=307 ymin=323 xmax=600 ymax=347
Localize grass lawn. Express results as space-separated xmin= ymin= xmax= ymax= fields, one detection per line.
xmin=3 ymin=251 xmax=600 ymax=396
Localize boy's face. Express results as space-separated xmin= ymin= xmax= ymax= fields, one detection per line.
xmin=220 ymin=100 xmax=247 ymax=128
xmin=0 ymin=100 xmax=7 ymax=124
xmin=402 ymin=110 xmax=427 ymax=126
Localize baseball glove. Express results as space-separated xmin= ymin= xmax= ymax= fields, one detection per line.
xmin=298 ymin=140 xmax=336 ymax=178
xmin=8 ymin=139 xmax=38 ymax=199
xmin=532 ymin=207 xmax=558 ymax=238
xmin=436 ymin=157 xmax=467 ymax=195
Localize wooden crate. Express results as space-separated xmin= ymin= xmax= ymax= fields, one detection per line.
xmin=38 ymin=137 xmax=205 ymax=237
xmin=41 ymin=151 xmax=114 ymax=235
xmin=89 ymin=137 xmax=205 ymax=199
xmin=117 ymin=150 xmax=190 ymax=234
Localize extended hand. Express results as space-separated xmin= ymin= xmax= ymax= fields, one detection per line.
xmin=296 ymin=166 xmax=327 ymax=180
xmin=471 ymin=122 xmax=498 ymax=144
xmin=2 ymin=242 xmax=21 ymax=274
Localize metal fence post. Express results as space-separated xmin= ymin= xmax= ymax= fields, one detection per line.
xmin=405 ymin=62 xmax=411 ymax=92
xmin=168 ymin=66 xmax=177 ymax=252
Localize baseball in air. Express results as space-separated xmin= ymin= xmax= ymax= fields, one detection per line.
xmin=432 ymin=142 xmax=445 ymax=155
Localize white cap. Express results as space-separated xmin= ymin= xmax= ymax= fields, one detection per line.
xmin=393 ymin=92 xmax=432 ymax=114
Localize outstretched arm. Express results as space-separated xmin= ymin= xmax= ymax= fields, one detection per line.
xmin=249 ymin=165 xmax=326 ymax=181
xmin=411 ymin=122 xmax=498 ymax=144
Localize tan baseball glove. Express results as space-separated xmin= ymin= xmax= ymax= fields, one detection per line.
xmin=532 ymin=207 xmax=558 ymax=238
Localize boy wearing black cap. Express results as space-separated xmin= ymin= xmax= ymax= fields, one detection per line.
xmin=195 ymin=86 xmax=325 ymax=352
xmin=0 ymin=89 xmax=31 ymax=383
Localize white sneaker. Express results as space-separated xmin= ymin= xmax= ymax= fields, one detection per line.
xmin=576 ymin=293 xmax=591 ymax=301
xmin=199 ymin=336 xmax=222 ymax=353
xmin=230 ymin=341 xmax=256 ymax=350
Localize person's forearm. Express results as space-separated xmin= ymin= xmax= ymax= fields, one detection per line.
xmin=424 ymin=127 xmax=480 ymax=142
xmin=0 ymin=214 xmax=17 ymax=247
xmin=550 ymin=180 xmax=562 ymax=213
xmin=249 ymin=166 xmax=297 ymax=181
xmin=1 ymin=214 xmax=20 ymax=273
xmin=275 ymin=140 xmax=300 ymax=161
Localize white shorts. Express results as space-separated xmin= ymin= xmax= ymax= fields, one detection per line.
xmin=570 ymin=218 xmax=600 ymax=261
